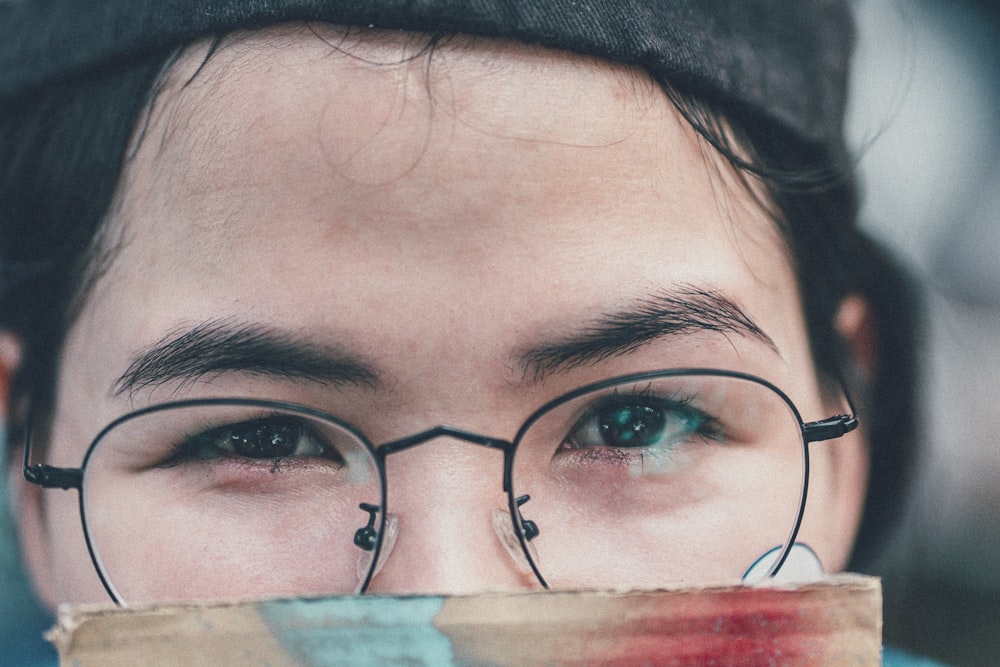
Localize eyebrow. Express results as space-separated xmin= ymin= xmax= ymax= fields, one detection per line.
xmin=115 ymin=288 xmax=773 ymax=397
xmin=517 ymin=287 xmax=778 ymax=381
xmin=114 ymin=319 xmax=380 ymax=398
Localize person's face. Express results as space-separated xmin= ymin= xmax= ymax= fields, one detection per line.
xmin=18 ymin=27 xmax=868 ymax=607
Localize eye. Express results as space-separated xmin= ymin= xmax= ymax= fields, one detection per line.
xmin=166 ymin=416 xmax=343 ymax=465
xmin=210 ymin=419 xmax=316 ymax=458
xmin=564 ymin=394 xmax=719 ymax=451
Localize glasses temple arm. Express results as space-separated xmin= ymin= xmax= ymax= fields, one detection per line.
xmin=22 ymin=426 xmax=83 ymax=490
xmin=801 ymin=368 xmax=862 ymax=444
xmin=23 ymin=463 xmax=82 ymax=490
xmin=802 ymin=413 xmax=859 ymax=443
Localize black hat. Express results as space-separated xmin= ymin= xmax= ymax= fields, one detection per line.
xmin=0 ymin=0 xmax=853 ymax=158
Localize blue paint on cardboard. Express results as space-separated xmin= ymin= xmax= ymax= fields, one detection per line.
xmin=259 ymin=595 xmax=456 ymax=666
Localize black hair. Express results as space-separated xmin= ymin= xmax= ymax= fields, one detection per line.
xmin=0 ymin=51 xmax=171 ymax=448
xmin=0 ymin=28 xmax=919 ymax=572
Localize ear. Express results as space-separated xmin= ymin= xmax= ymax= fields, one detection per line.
xmin=834 ymin=294 xmax=878 ymax=383
xmin=0 ymin=331 xmax=20 ymax=423
xmin=815 ymin=295 xmax=876 ymax=571
xmin=1 ymin=332 xmax=59 ymax=608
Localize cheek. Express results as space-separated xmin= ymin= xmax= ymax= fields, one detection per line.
xmin=35 ymin=488 xmax=110 ymax=606
xmin=795 ymin=440 xmax=864 ymax=573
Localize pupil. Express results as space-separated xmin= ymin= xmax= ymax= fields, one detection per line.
xmin=598 ymin=404 xmax=667 ymax=448
xmin=228 ymin=421 xmax=298 ymax=458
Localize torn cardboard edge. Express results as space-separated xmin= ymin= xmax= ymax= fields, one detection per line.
xmin=49 ymin=574 xmax=883 ymax=666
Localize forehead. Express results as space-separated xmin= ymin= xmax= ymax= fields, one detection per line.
xmin=108 ymin=25 xmax=787 ymax=294
xmin=67 ymin=25 xmax=809 ymax=408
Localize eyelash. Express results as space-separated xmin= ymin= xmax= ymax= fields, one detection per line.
xmin=561 ymin=388 xmax=723 ymax=451
xmin=157 ymin=414 xmax=336 ymax=468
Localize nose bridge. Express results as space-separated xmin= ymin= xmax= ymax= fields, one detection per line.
xmin=381 ymin=430 xmax=508 ymax=505
xmin=365 ymin=433 xmax=534 ymax=595
xmin=378 ymin=425 xmax=510 ymax=457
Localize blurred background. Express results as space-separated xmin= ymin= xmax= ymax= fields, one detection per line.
xmin=2 ymin=1 xmax=999 ymax=665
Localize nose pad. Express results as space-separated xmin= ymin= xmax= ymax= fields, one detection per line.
xmin=491 ymin=495 xmax=539 ymax=575
xmin=354 ymin=504 xmax=400 ymax=587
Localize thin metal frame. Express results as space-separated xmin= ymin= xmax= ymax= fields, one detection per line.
xmin=23 ymin=368 xmax=858 ymax=605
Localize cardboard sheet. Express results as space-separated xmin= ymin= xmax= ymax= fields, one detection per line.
xmin=48 ymin=574 xmax=882 ymax=666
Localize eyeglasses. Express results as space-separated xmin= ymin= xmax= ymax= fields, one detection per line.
xmin=23 ymin=368 xmax=856 ymax=606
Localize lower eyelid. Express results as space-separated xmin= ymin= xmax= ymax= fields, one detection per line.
xmin=555 ymin=447 xmax=644 ymax=466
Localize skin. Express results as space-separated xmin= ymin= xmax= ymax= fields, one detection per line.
xmin=10 ymin=26 xmax=868 ymax=607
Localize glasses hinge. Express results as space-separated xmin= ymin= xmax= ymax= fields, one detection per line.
xmin=802 ymin=414 xmax=859 ymax=443
xmin=23 ymin=464 xmax=83 ymax=490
